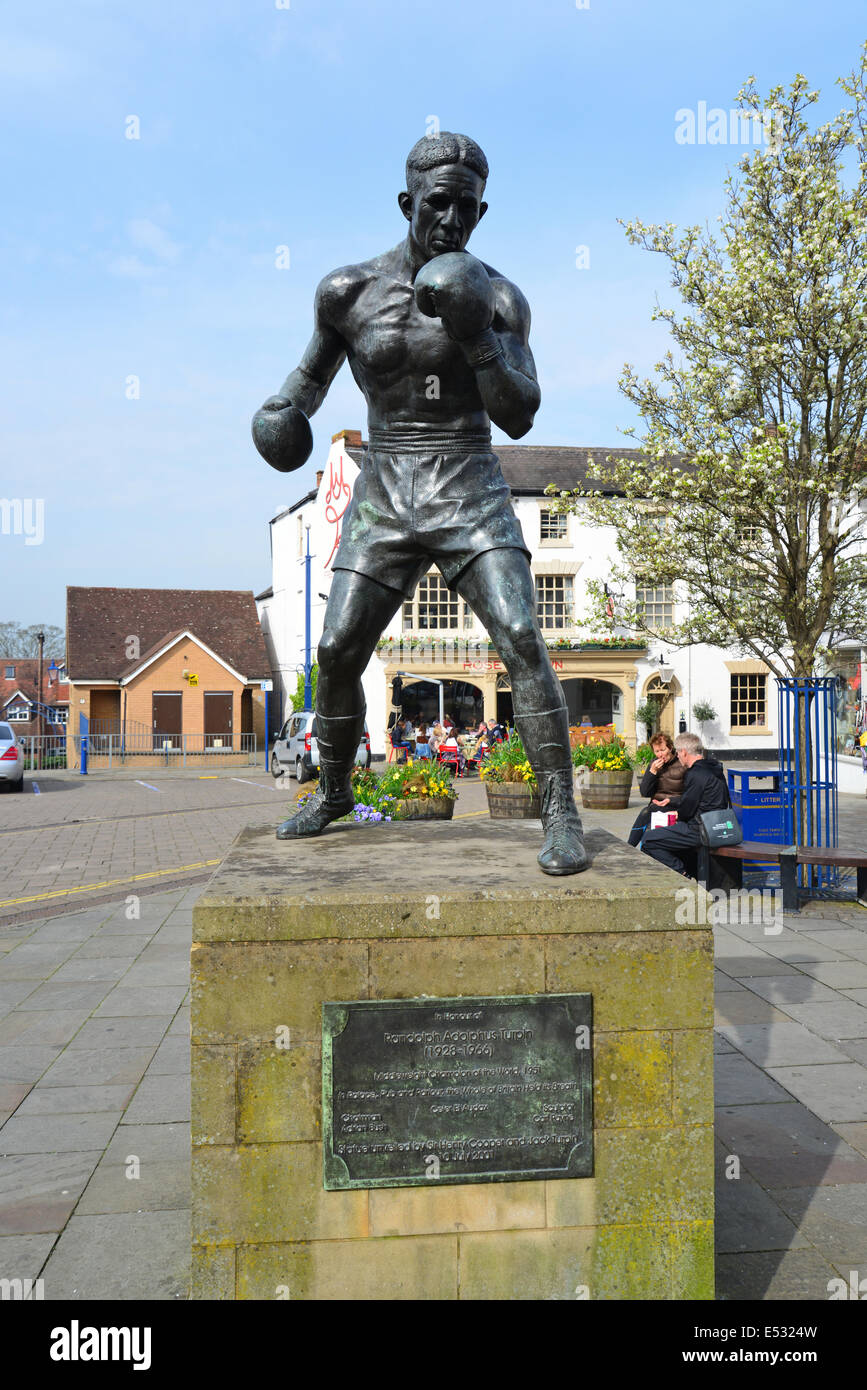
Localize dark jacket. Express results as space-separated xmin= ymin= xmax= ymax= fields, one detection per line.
xmin=677 ymin=757 xmax=730 ymax=826
xmin=639 ymin=753 xmax=685 ymax=804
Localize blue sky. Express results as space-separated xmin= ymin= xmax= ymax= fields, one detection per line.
xmin=2 ymin=0 xmax=866 ymax=628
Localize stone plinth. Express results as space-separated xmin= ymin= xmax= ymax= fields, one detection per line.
xmin=191 ymin=821 xmax=714 ymax=1300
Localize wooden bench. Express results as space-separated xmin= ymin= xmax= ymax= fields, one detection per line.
xmin=698 ymin=841 xmax=867 ymax=912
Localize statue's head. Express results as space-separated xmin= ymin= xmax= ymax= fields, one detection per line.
xmin=399 ymin=132 xmax=489 ymax=261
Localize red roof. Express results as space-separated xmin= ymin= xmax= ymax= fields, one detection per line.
xmin=66 ymin=588 xmax=270 ymax=682
xmin=0 ymin=658 xmax=68 ymax=709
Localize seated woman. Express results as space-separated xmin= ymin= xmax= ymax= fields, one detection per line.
xmin=415 ymin=722 xmax=433 ymax=759
xmin=627 ymin=732 xmax=685 ymax=847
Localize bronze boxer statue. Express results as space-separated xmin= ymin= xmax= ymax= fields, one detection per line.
xmin=252 ymin=133 xmax=587 ymax=874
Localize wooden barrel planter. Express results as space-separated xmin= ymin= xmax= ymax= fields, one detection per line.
xmin=485 ymin=781 xmax=542 ymax=819
xmin=579 ymin=769 xmax=634 ymax=810
xmin=391 ymin=796 xmax=455 ymax=821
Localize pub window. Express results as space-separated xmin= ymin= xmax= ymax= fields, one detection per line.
xmin=635 ymin=580 xmax=674 ymax=632
xmin=730 ymin=673 xmax=767 ymax=728
xmin=402 ymin=574 xmax=472 ymax=631
xmin=535 ymin=575 xmax=573 ymax=630
xmin=540 ymin=509 xmax=568 ymax=541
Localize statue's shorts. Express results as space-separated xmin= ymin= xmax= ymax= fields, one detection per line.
xmin=331 ymin=428 xmax=531 ymax=597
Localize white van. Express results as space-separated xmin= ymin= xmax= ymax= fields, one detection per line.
xmin=270 ymin=711 xmax=371 ymax=782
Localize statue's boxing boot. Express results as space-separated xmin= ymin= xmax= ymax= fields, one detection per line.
xmin=515 ymin=704 xmax=589 ymax=876
xmin=276 ymin=711 xmax=361 ymax=839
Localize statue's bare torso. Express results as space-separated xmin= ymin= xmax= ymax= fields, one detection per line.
xmin=292 ymin=241 xmax=535 ymax=435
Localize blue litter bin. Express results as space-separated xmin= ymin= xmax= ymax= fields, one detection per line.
xmin=727 ymin=768 xmax=785 ymax=871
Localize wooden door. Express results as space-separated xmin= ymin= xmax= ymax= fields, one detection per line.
xmin=204 ymin=692 xmax=233 ymax=749
xmin=152 ymin=693 xmax=182 ymax=750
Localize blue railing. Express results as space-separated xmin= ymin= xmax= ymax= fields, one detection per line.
xmin=777 ymin=677 xmax=839 ymax=888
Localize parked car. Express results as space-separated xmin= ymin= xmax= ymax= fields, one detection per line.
xmin=0 ymin=722 xmax=25 ymax=792
xmin=270 ymin=711 xmax=371 ymax=783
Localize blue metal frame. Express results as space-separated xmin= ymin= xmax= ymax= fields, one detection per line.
xmin=777 ymin=677 xmax=839 ymax=888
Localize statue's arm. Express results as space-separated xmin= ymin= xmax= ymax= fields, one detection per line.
xmin=266 ymin=275 xmax=349 ymax=414
xmin=465 ymin=279 xmax=541 ymax=440
xmin=252 ymin=274 xmax=350 ymax=472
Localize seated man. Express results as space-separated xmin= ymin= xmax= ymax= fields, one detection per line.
xmin=627 ymin=732 xmax=685 ymax=847
xmin=641 ymin=732 xmax=730 ymax=877
xmin=390 ymin=717 xmax=412 ymax=762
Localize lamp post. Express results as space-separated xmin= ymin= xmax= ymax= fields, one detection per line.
xmin=36 ymin=630 xmax=44 ymax=771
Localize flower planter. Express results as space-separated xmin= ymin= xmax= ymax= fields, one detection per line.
xmin=485 ymin=781 xmax=542 ymax=819
xmin=579 ymin=768 xmax=634 ymax=810
xmin=391 ymin=796 xmax=455 ymax=821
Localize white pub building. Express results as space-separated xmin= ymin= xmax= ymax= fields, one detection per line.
xmin=256 ymin=429 xmax=865 ymax=793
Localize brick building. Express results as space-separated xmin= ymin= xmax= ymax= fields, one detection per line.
xmin=66 ymin=588 xmax=270 ymax=766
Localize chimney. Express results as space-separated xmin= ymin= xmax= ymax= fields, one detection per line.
xmin=331 ymin=428 xmax=362 ymax=448
xmin=315 ymin=469 xmax=324 ymax=487
xmin=764 ymin=422 xmax=778 ymax=438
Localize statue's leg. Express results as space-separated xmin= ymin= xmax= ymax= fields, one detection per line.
xmin=276 ymin=568 xmax=404 ymax=839
xmin=454 ymin=549 xmax=588 ymax=875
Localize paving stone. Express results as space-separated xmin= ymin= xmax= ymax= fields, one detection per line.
xmin=0 ymin=1112 xmax=121 ymax=1154
xmin=15 ymin=1085 xmax=135 ymax=1115
xmin=717 ymin=955 xmax=801 ymax=978
xmin=769 ymin=1184 xmax=867 ymax=1264
xmin=742 ymin=975 xmax=840 ymax=1006
xmin=49 ymin=958 xmax=131 ymax=985
xmin=0 ymin=983 xmax=39 ymax=1013
xmin=831 ymin=1122 xmax=867 ymax=1157
xmin=66 ymin=1017 xmax=173 ymax=1050
xmin=75 ymin=936 xmax=150 ymax=959
xmin=838 ymin=1039 xmax=867 ymax=1066
xmin=795 ymin=961 xmax=867 ymax=989
xmin=0 ymin=1082 xmax=31 ymax=1113
xmin=77 ymin=1122 xmax=190 ymax=1215
xmin=843 ymin=988 xmax=867 ymax=1006
xmin=168 ymin=1007 xmax=190 ymax=1038
xmin=16 ymin=982 xmax=112 ymax=1013
xmin=41 ymin=1210 xmax=190 ymax=1300
xmin=0 ymin=1010 xmax=92 ymax=1049
xmin=778 ymin=1000 xmax=867 ymax=1040
xmin=0 ymin=1152 xmax=103 ymax=1235
xmin=146 ymin=1037 xmax=190 ymax=1075
xmin=0 ymin=944 xmax=80 ymax=981
xmin=713 ymin=1031 xmax=737 ymax=1054
xmin=717 ymin=1022 xmax=851 ymax=1067
xmin=120 ymin=963 xmax=188 ymax=989
xmin=0 ymin=1232 xmax=57 ymax=1283
xmin=716 ymin=1248 xmax=842 ymax=1300
xmin=39 ymin=1048 xmax=157 ymax=1089
xmin=765 ymin=1063 xmax=867 ymax=1124
xmin=0 ymin=1047 xmax=63 ymax=1084
xmin=714 ymin=970 xmax=745 ymax=993
xmin=715 ymin=1172 xmax=809 ymax=1254
xmin=715 ymin=994 xmax=791 ymax=1025
xmin=124 ymin=1074 xmax=190 ymax=1125
xmin=93 ymin=985 xmax=188 ymax=1018
xmin=714 ymin=1101 xmax=867 ymax=1186
xmin=714 ymin=1053 xmax=793 ymax=1106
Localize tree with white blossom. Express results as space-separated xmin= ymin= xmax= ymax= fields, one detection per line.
xmin=551 ymin=55 xmax=867 ymax=681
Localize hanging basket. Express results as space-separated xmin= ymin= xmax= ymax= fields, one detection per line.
xmin=579 ymin=768 xmax=634 ymax=810
xmin=485 ymin=781 xmax=542 ymax=819
xmin=391 ymin=796 xmax=455 ymax=821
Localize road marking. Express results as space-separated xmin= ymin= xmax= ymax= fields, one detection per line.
xmin=31 ymin=782 xmax=40 ymax=794
xmin=232 ymin=777 xmax=278 ymax=789
xmin=135 ymin=781 xmax=162 ymax=792
xmin=199 ymin=775 xmax=218 ymax=779
xmin=0 ymin=859 xmax=222 ymax=908
xmin=454 ymin=810 xmax=488 ymax=819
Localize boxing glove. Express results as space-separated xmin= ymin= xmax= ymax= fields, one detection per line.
xmin=251 ymin=397 xmax=314 ymax=473
xmin=414 ymin=251 xmax=495 ymax=342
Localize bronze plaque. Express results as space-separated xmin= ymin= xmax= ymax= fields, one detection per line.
xmin=322 ymin=994 xmax=592 ymax=1190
